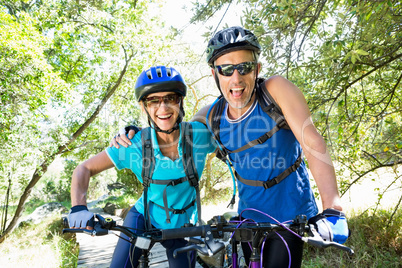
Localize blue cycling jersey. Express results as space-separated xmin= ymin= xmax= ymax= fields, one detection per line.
xmin=218 ymin=96 xmax=318 ymax=223
xmin=106 ymin=121 xmax=215 ymax=229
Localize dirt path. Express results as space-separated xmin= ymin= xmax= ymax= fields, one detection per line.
xmin=76 ymin=197 xmax=203 ymax=268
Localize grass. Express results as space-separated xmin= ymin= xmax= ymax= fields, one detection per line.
xmin=303 ymin=208 xmax=402 ymax=267
xmin=0 ymin=204 xmax=400 ymax=267
xmin=0 ymin=213 xmax=79 ymax=268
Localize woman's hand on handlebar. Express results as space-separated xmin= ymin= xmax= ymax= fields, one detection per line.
xmin=68 ymin=205 xmax=94 ymax=230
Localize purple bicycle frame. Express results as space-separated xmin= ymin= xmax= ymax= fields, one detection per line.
xmin=231 ymin=252 xmax=261 ymax=268
xmin=230 ymin=242 xmax=261 ymax=268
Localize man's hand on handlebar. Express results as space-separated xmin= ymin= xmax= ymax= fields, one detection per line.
xmin=109 ymin=126 xmax=140 ymax=148
xmin=308 ymin=208 xmax=349 ymax=244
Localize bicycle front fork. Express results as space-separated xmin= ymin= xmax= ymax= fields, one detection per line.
xmin=137 ymin=249 xmax=150 ymax=268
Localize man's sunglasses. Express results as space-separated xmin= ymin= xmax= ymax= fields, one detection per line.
xmin=215 ymin=61 xmax=257 ymax=76
xmin=143 ymin=94 xmax=181 ymax=108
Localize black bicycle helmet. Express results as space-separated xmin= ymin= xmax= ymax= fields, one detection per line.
xmin=135 ymin=66 xmax=187 ymax=102
xmin=206 ymin=26 xmax=261 ymax=67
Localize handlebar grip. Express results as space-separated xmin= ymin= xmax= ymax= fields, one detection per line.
xmin=62 ymin=222 xmax=109 ymax=236
xmin=162 ymin=226 xmax=207 ymax=240
xmin=62 ymin=228 xmax=95 ymax=235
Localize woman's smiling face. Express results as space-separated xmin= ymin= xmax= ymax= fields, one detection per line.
xmin=142 ymin=91 xmax=181 ymax=131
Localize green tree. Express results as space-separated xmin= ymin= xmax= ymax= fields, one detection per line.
xmin=0 ymin=0 xmax=189 ymax=242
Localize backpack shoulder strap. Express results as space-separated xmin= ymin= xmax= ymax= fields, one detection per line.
xmin=141 ymin=127 xmax=154 ymax=229
xmin=256 ymin=78 xmax=289 ymax=130
xmin=141 ymin=127 xmax=155 ymax=182
xmin=181 ymin=122 xmax=198 ymax=182
xmin=207 ymin=96 xmax=230 ymax=161
xmin=181 ymin=122 xmax=202 ymax=225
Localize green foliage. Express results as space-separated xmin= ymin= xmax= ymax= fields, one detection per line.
xmin=0 ymin=0 xmax=198 ymax=236
xmin=200 ymin=154 xmax=232 ymax=205
xmin=46 ymin=216 xmax=79 ymax=267
xmin=303 ymin=208 xmax=402 ymax=267
xmin=96 ymin=193 xmax=137 ymax=210
xmin=115 ymin=168 xmax=142 ymax=197
xmin=0 ymin=214 xmax=78 ymax=267
xmin=43 ymin=160 xmax=77 ymax=202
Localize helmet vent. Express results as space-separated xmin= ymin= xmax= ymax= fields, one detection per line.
xmin=146 ymin=70 xmax=152 ymax=79
xmin=156 ymin=67 xmax=162 ymax=77
xmin=218 ymin=34 xmax=223 ymax=43
xmin=166 ymin=68 xmax=172 ymax=76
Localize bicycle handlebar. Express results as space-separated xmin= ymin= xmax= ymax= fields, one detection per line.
xmin=63 ymin=213 xmax=354 ymax=257
xmin=161 ymin=225 xmax=210 ymax=240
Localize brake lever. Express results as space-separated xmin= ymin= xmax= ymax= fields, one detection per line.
xmin=303 ymin=225 xmax=354 ymax=256
xmin=173 ymin=244 xmax=206 ymax=258
xmin=173 ymin=241 xmax=225 ymax=258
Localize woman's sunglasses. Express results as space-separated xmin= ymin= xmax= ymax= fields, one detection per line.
xmin=215 ymin=61 xmax=257 ymax=76
xmin=143 ymin=94 xmax=181 ymax=108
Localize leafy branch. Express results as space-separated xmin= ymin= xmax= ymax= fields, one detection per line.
xmin=0 ymin=46 xmax=135 ymax=243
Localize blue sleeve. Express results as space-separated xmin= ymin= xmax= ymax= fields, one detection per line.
xmin=191 ymin=121 xmax=216 ymax=153
xmin=105 ymin=146 xmax=126 ymax=170
xmin=105 ymin=132 xmax=143 ymax=173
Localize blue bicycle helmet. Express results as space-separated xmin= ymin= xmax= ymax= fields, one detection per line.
xmin=135 ymin=66 xmax=187 ymax=101
xmin=135 ymin=66 xmax=187 ymax=134
xmin=206 ymin=26 xmax=261 ymax=67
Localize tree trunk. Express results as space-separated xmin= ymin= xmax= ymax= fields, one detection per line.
xmin=0 ymin=50 xmax=133 ymax=243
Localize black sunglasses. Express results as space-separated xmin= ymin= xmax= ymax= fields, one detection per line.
xmin=143 ymin=94 xmax=181 ymax=108
xmin=215 ymin=61 xmax=257 ymax=76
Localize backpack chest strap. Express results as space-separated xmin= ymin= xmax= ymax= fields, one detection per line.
xmin=235 ymin=154 xmax=303 ymax=189
xmin=151 ymin=199 xmax=196 ymax=216
xmin=148 ymin=176 xmax=195 ymax=224
xmin=229 ymin=123 xmax=283 ymax=154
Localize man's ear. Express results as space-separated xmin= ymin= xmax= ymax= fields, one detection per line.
xmin=212 ymin=67 xmax=222 ymax=91
xmin=256 ymin=62 xmax=262 ymax=76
